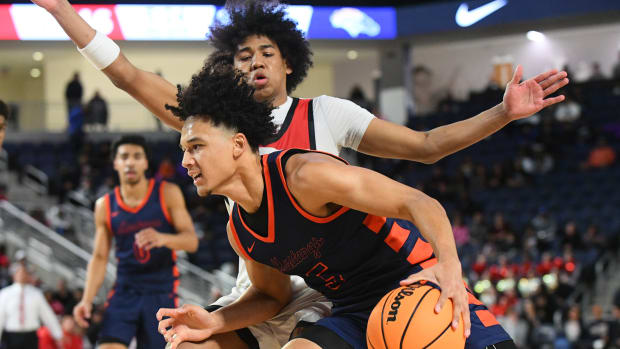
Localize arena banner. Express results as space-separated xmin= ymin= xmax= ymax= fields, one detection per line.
xmin=0 ymin=4 xmax=396 ymax=40
xmin=397 ymin=0 xmax=620 ymax=36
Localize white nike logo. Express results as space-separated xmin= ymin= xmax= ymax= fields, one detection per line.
xmin=455 ymin=0 xmax=508 ymax=27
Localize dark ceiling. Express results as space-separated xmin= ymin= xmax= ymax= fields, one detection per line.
xmin=0 ymin=0 xmax=453 ymax=6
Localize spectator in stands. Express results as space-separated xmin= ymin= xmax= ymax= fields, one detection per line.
xmin=554 ymin=95 xmax=582 ymax=123
xmin=585 ymin=304 xmax=610 ymax=347
xmin=60 ymin=315 xmax=82 ymax=349
xmin=590 ymin=62 xmax=605 ymax=81
xmin=609 ymin=305 xmax=620 ymax=349
xmin=499 ymin=307 xmax=528 ymax=348
xmin=64 ymin=72 xmax=83 ymax=112
xmin=52 ymin=279 xmax=74 ymax=315
xmin=563 ymin=305 xmax=584 ymax=347
xmin=84 ymin=91 xmax=108 ymax=132
xmin=531 ymin=207 xmax=557 ymax=251
xmin=613 ymin=51 xmax=620 ymax=80
xmin=452 ymin=213 xmax=470 ymax=248
xmin=584 ymin=137 xmax=616 ymax=169
xmin=561 ymin=221 xmax=582 ymax=251
xmin=0 ymin=265 xmax=62 ymax=349
xmin=0 ymin=99 xmax=7 ymax=149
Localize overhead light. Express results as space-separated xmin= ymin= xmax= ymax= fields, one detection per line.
xmin=346 ymin=50 xmax=358 ymax=60
xmin=526 ymin=30 xmax=545 ymax=42
xmin=30 ymin=68 xmax=41 ymax=78
xmin=32 ymin=51 xmax=44 ymax=61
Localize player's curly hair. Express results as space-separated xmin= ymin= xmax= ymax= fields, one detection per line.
xmin=165 ymin=63 xmax=276 ymax=152
xmin=208 ymin=0 xmax=313 ymax=93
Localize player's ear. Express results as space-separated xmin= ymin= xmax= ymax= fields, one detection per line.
xmin=232 ymin=133 xmax=248 ymax=159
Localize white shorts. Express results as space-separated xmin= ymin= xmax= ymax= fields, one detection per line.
xmin=212 ymin=260 xmax=332 ymax=348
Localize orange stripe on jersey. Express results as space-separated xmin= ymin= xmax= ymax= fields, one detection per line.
xmin=159 ymin=181 xmax=172 ymax=223
xmin=274 ymin=150 xmax=349 ymax=223
xmin=115 ymin=179 xmax=155 ymax=213
xmin=407 ymin=239 xmax=434 ymax=265
xmin=103 ymin=288 xmax=115 ymax=309
xmin=229 ymin=218 xmax=253 ymax=261
xmin=475 ymin=310 xmax=500 ymax=327
xmin=104 ymin=194 xmax=112 ymax=233
xmin=173 ymin=279 xmax=180 ymax=307
xmin=468 ymin=293 xmax=483 ymax=305
xmin=384 ymin=222 xmax=409 ymax=252
xmin=363 ymin=214 xmax=386 ymax=234
xmin=419 ymin=258 xmax=437 ymax=269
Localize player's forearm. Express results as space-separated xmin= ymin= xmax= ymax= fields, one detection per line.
xmin=162 ymin=232 xmax=198 ymax=253
xmin=406 ymin=197 xmax=459 ymax=263
xmin=209 ymin=286 xmax=288 ymax=334
xmin=421 ymin=103 xmax=510 ymax=163
xmin=46 ymin=0 xmax=96 ymax=48
xmin=82 ymin=256 xmax=107 ymax=304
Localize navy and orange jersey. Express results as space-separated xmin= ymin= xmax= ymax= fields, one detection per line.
xmin=104 ymin=179 xmax=179 ymax=293
xmin=229 ymin=149 xmax=438 ymax=313
xmin=263 ymin=98 xmax=315 ymax=151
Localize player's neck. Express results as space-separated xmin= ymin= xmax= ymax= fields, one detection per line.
xmin=270 ymin=91 xmax=289 ymax=107
xmin=119 ymin=177 xmax=150 ymax=206
xmin=218 ymin=154 xmax=264 ymax=214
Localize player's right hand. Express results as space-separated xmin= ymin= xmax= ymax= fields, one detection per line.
xmin=73 ymin=301 xmax=92 ymax=328
xmin=157 ymin=304 xmax=218 ymax=349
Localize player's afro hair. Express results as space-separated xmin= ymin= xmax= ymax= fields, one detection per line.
xmin=166 ymin=63 xmax=276 ymax=151
xmin=208 ymin=0 xmax=313 ymax=93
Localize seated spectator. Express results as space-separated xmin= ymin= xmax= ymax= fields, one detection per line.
xmin=554 ymin=95 xmax=582 ymax=123
xmin=586 ymin=304 xmax=610 ymax=346
xmin=531 ymin=207 xmax=557 ymax=251
xmin=585 ymin=137 xmax=616 ymax=169
xmin=452 ymin=213 xmax=470 ymax=247
xmin=561 ymin=221 xmax=582 ymax=251
xmin=60 ymin=315 xmax=82 ymax=349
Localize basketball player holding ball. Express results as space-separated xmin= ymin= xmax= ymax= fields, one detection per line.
xmin=31 ymin=0 xmax=568 ymax=347
xmin=157 ymin=64 xmax=515 ymax=349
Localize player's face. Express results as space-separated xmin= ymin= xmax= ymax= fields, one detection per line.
xmin=180 ymin=117 xmax=236 ymax=197
xmin=113 ymin=144 xmax=148 ymax=185
xmin=0 ymin=115 xmax=6 ymax=149
xmin=234 ymin=35 xmax=292 ymax=106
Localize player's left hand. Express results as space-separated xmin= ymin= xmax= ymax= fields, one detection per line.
xmin=400 ymin=259 xmax=471 ymax=338
xmin=135 ymin=228 xmax=166 ymax=250
xmin=502 ymin=65 xmax=569 ymax=121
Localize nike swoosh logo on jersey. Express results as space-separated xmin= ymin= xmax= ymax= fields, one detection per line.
xmin=455 ymin=0 xmax=508 ymax=27
xmin=248 ymin=241 xmax=256 ymax=253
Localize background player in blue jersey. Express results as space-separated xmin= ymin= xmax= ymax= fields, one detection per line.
xmin=72 ymin=135 xmax=198 ymax=349
xmin=156 ymin=64 xmax=516 ymax=349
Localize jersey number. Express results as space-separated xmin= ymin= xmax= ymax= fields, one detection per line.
xmin=306 ymin=262 xmax=345 ymax=291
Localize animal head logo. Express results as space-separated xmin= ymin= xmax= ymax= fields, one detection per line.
xmin=329 ymin=8 xmax=380 ymax=38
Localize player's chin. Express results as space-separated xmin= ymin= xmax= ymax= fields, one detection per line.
xmin=196 ymin=185 xmax=210 ymax=197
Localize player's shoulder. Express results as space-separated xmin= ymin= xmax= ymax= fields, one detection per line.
xmin=313 ymin=94 xmax=352 ymax=108
xmin=159 ymin=180 xmax=183 ymax=201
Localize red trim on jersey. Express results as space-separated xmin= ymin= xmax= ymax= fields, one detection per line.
xmin=114 ymin=178 xmax=155 ymax=214
xmin=476 ymin=310 xmax=500 ymax=327
xmin=264 ymin=99 xmax=312 ymax=150
xmin=229 ymin=219 xmax=254 ymax=261
xmin=407 ymin=239 xmax=434 ymax=265
xmin=384 ymin=222 xmax=409 ymax=252
xmin=159 ymin=181 xmax=172 ymax=223
xmin=104 ymin=194 xmax=112 ymax=233
xmin=275 ymin=150 xmax=350 ymax=223
xmin=0 ymin=6 xmax=18 ymax=40
xmin=103 ymin=288 xmax=115 ymax=309
xmin=468 ymin=293 xmax=483 ymax=306
xmin=362 ymin=214 xmax=386 ymax=233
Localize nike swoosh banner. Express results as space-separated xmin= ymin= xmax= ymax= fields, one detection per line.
xmin=397 ymin=0 xmax=620 ymax=36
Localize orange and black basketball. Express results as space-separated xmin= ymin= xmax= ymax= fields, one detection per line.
xmin=366 ymin=283 xmax=465 ymax=349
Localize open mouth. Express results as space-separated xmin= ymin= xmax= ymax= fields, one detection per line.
xmin=253 ymin=73 xmax=268 ymax=86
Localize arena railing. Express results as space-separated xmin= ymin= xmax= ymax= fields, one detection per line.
xmin=0 ymin=200 xmax=231 ymax=305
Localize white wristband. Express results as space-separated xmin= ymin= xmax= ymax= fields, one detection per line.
xmin=77 ymin=31 xmax=120 ymax=70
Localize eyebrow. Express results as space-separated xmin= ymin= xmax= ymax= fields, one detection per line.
xmin=237 ymin=44 xmax=275 ymax=54
xmin=180 ymin=136 xmax=205 ymax=149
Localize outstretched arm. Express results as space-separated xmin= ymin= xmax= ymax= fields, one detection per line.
xmin=156 ymin=223 xmax=291 ymax=349
xmin=31 ymin=0 xmax=183 ymax=130
xmin=358 ymin=65 xmax=568 ymax=163
xmin=286 ymin=152 xmax=471 ymax=336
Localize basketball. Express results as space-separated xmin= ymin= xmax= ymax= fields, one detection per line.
xmin=366 ymin=283 xmax=465 ymax=349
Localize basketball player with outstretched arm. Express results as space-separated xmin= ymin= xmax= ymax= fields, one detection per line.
xmin=31 ymin=0 xmax=568 ymax=347
xmin=157 ymin=64 xmax=515 ymax=349
xmin=73 ymin=135 xmax=198 ymax=349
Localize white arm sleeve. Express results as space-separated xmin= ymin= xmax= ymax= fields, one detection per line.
xmin=314 ymin=95 xmax=375 ymax=150
xmin=37 ymin=291 xmax=63 ymax=340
